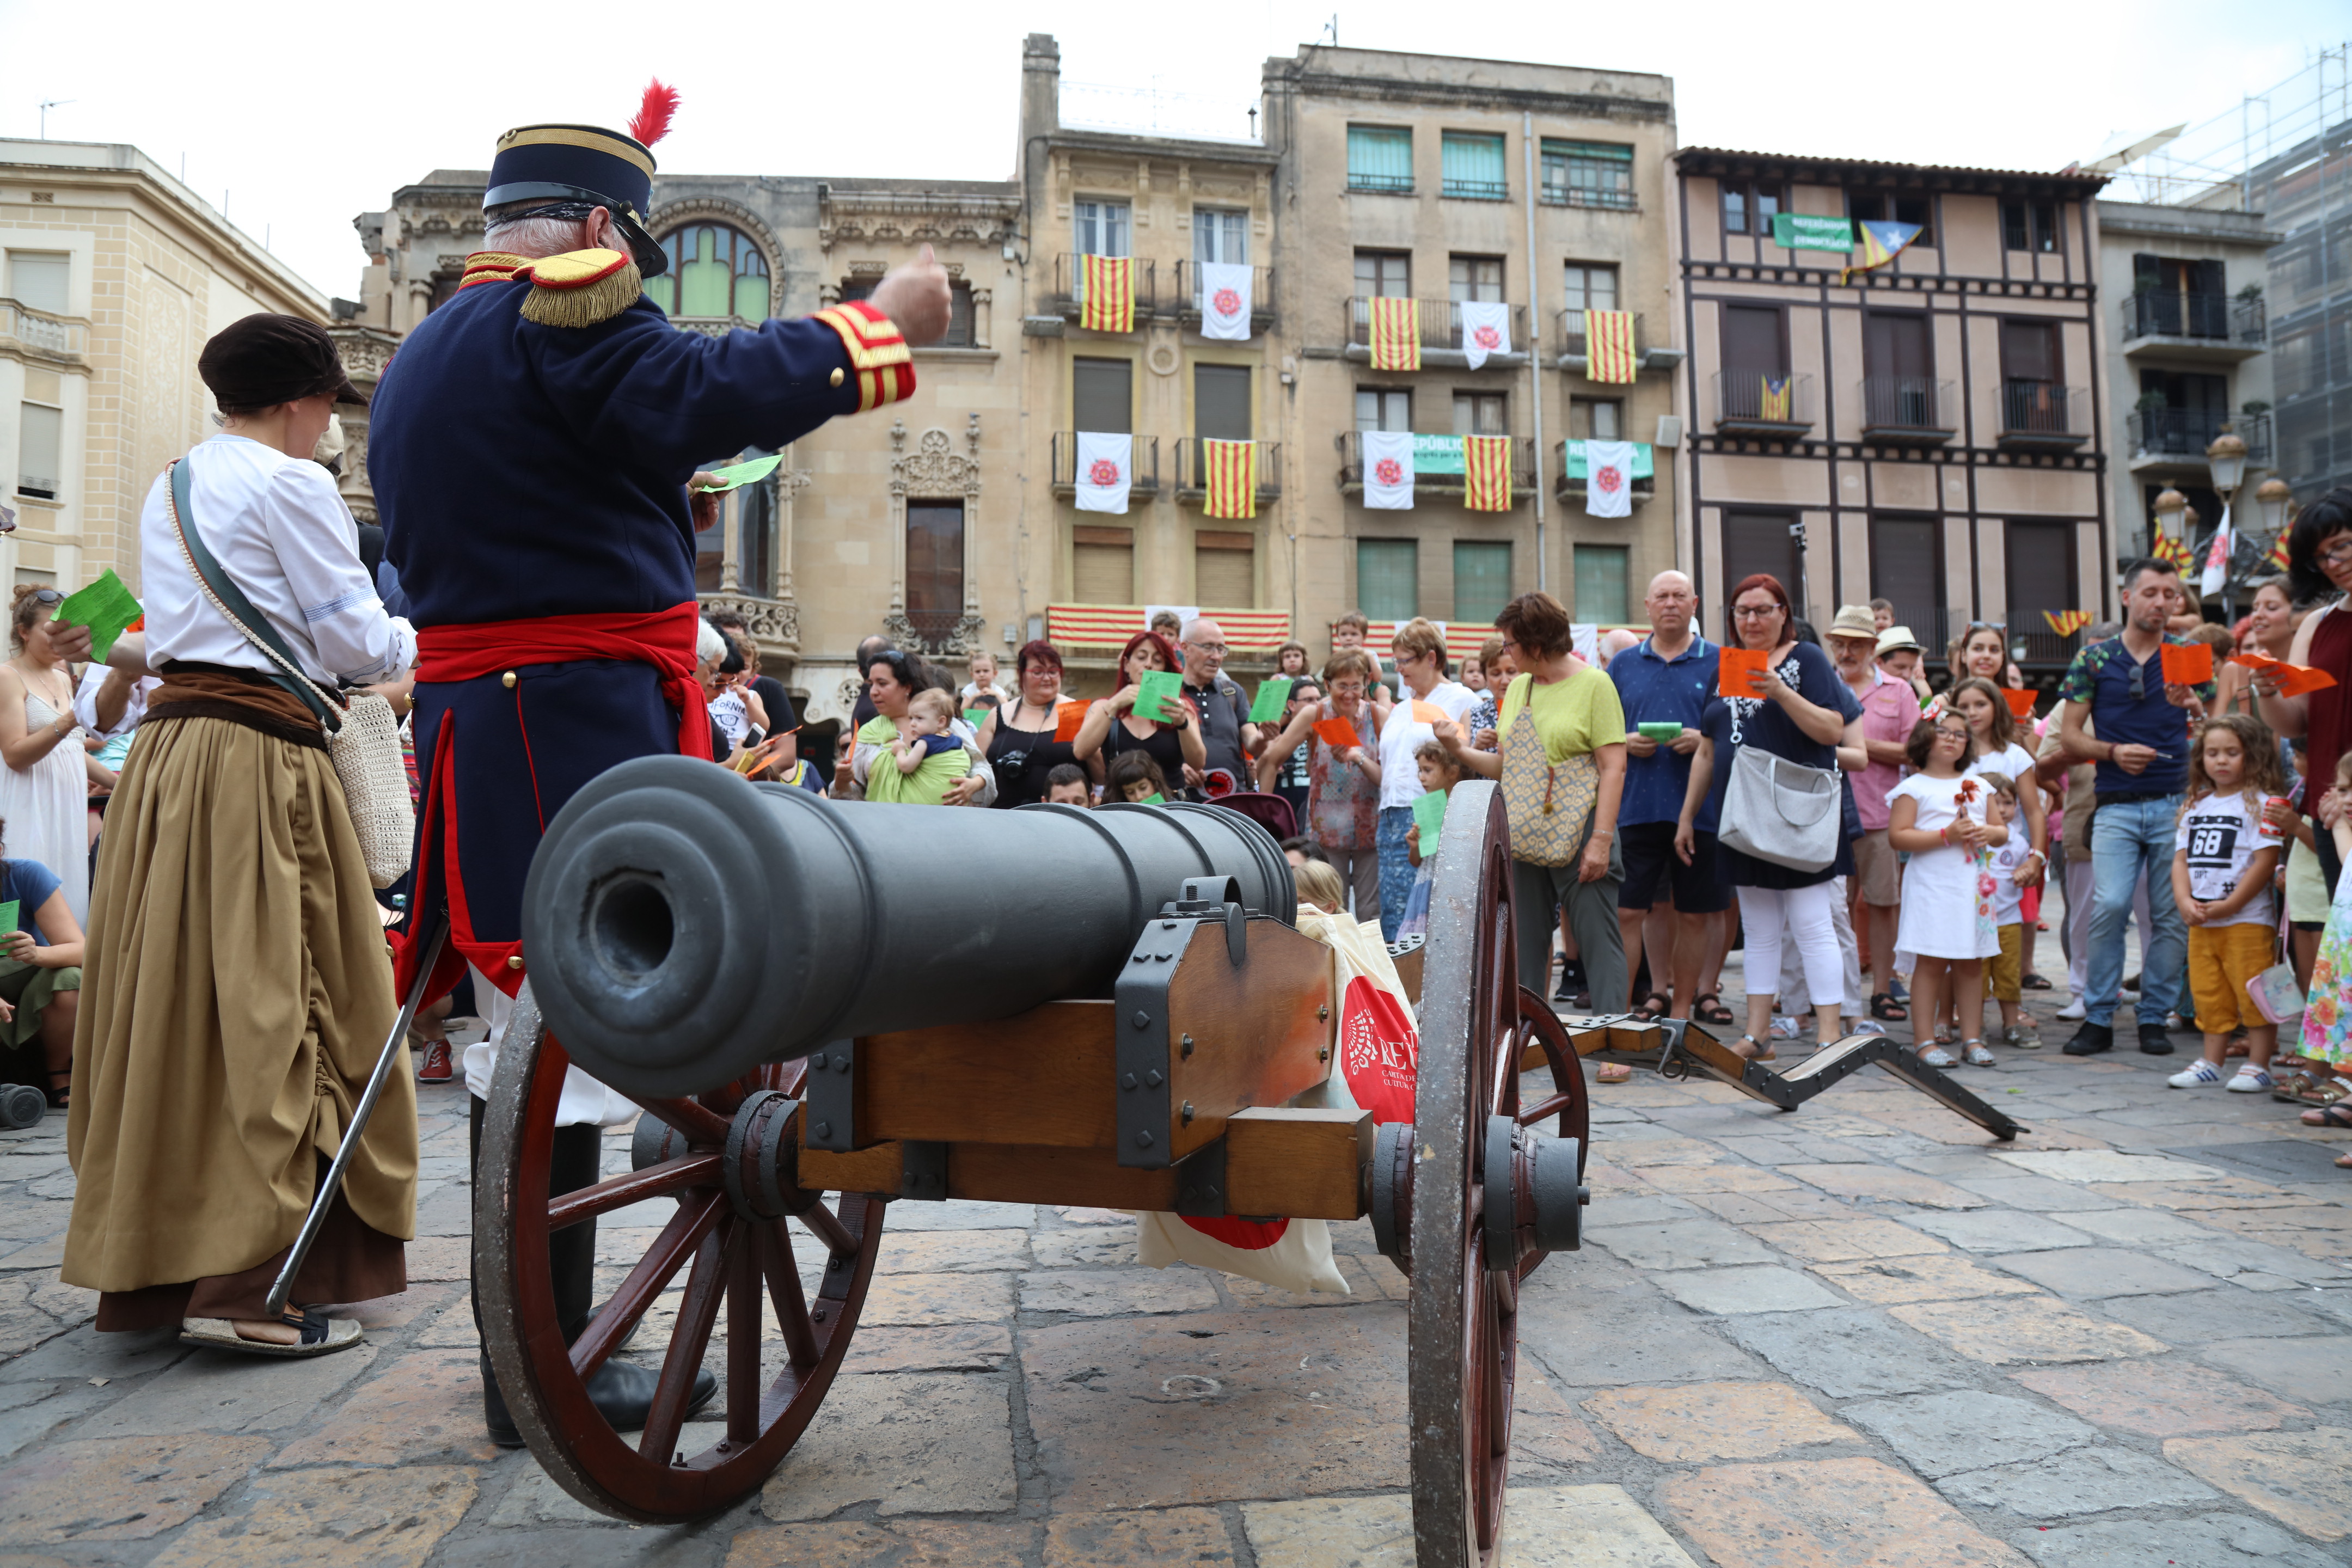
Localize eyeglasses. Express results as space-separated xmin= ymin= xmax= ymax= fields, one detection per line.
xmin=2127 ymin=659 xmax=2146 ymax=702
xmin=24 ymin=589 xmax=59 ymax=606
xmin=1731 ymin=604 xmax=1783 ymax=620
xmin=1185 ymin=641 xmax=1228 ymax=656
xmin=2320 ymin=539 xmax=2352 ymax=567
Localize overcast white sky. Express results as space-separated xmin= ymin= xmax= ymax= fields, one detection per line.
xmin=4 ymin=1 xmax=2341 ymax=302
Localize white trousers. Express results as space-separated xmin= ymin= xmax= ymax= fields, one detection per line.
xmin=1777 ymin=874 xmax=1867 ymax=1015
xmin=1741 ymin=882 xmax=1846 ymax=1013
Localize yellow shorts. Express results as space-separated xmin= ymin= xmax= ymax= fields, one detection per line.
xmin=2187 ymin=921 xmax=2277 ymax=1035
xmin=1989 ymin=922 xmax=2023 ymax=1003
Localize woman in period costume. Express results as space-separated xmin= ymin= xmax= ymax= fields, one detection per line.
xmin=63 ymin=314 xmax=418 ymax=1356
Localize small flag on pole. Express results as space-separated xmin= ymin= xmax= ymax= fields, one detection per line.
xmin=1841 ymin=220 xmax=1923 ymax=285
xmin=1080 ymin=254 xmax=1134 ymax=334
xmin=1462 ymin=436 xmax=1512 ymax=512
xmin=2265 ymin=530 xmax=2291 ymax=574
xmin=2043 ymin=609 xmax=2093 ymax=639
xmin=1202 ymin=439 xmax=1257 ymax=520
xmin=1368 ymin=297 xmax=1421 ymax=372
xmin=1584 ymin=310 xmax=1639 ymax=383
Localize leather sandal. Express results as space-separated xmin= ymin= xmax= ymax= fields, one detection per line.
xmin=1628 ymin=990 xmax=1672 ymax=1022
xmin=1692 ymin=993 xmax=1735 ymax=1026
xmin=1869 ymin=992 xmax=1907 ymax=1022
xmin=1729 ymin=1035 xmax=1778 ymax=1064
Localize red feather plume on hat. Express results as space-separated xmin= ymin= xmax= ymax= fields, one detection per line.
xmin=629 ymin=79 xmax=679 ymax=148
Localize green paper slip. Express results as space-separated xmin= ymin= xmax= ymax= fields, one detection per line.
xmin=1638 ymin=721 xmax=1683 ymax=743
xmin=1411 ymin=788 xmax=1448 ymax=847
xmin=1138 ymin=793 xmax=1166 ymax=805
xmin=0 ymin=901 xmax=17 ymax=939
xmin=962 ymin=708 xmax=989 ymax=731
xmin=691 ymin=455 xmax=785 ymax=493
xmin=1135 ymin=670 xmax=1184 ymax=724
xmin=1249 ymin=676 xmax=1293 ymax=724
xmin=53 ymin=569 xmax=143 ymax=660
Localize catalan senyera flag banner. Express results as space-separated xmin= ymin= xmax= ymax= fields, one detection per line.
xmin=1841 ymin=219 xmax=1924 ymax=285
xmin=1584 ymin=310 xmax=1639 ymax=384
xmin=1080 ymin=253 xmax=1135 ymax=334
xmin=2153 ymin=531 xmax=2194 ymax=572
xmin=2043 ymin=609 xmax=2094 ymax=639
xmin=1462 ymin=435 xmax=1512 ymax=513
xmin=2267 ymin=531 xmax=2292 ymax=573
xmin=1368 ymin=296 xmax=1421 ymax=372
xmin=1759 ymin=376 xmax=1793 ymax=421
xmin=1202 ymin=438 xmax=1257 ymax=520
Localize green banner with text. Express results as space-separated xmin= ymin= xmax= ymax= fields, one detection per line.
xmin=1771 ymin=213 xmax=1855 ymax=252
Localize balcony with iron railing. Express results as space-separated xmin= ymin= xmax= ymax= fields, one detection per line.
xmin=1552 ymin=440 xmax=1656 ymax=507
xmin=1441 ymin=176 xmax=1509 ymax=201
xmin=1553 ymin=310 xmax=1682 ymax=375
xmin=2124 ymin=408 xmax=2272 ymax=469
xmin=0 ymin=299 xmax=87 ymax=364
xmin=1343 ymin=298 xmax=1529 ymax=369
xmin=1168 ymin=262 xmax=1275 ymax=330
xmin=1712 ymin=370 xmax=1816 ymax=437
xmin=1334 ymin=431 xmax=1536 ymax=503
xmin=1894 ymin=608 xmax=2089 ymax=671
xmin=1172 ymin=438 xmax=1283 ymax=505
xmin=1043 ymin=253 xmax=1159 ymax=321
xmin=1049 ymin=432 xmax=1160 ymax=499
xmin=1346 ymin=171 xmax=1414 ymax=195
xmin=1539 ymin=175 xmax=1638 ymax=211
xmin=2120 ymin=290 xmax=2267 ymax=360
xmin=1857 ymin=377 xmax=1957 ymax=445
xmin=1994 ymin=382 xmax=2091 ymax=452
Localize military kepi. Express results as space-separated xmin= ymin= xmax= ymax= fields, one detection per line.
xmin=483 ymin=81 xmax=678 ymax=276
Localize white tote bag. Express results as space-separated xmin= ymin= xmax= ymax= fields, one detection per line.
xmin=1717 ymin=745 xmax=1841 ymax=873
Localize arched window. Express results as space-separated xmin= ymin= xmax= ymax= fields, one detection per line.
xmin=644 ymin=224 xmax=771 ymax=320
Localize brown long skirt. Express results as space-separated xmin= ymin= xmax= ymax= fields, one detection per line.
xmin=63 ymin=714 xmax=415 ymax=1326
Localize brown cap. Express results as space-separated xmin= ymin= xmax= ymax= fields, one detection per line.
xmin=198 ymin=314 xmax=366 ymax=413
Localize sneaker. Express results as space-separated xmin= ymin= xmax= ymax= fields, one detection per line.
xmin=1889 ymin=977 xmax=1910 ymax=1004
xmin=2138 ymin=1025 xmax=2175 ymax=1057
xmin=1770 ymin=1015 xmax=1803 ymax=1040
xmin=2226 ymin=1067 xmax=2274 ymax=1094
xmin=2002 ymin=1024 xmax=2042 ymax=1050
xmin=2169 ymin=1059 xmax=2223 ymax=1088
xmin=416 ymin=1040 xmax=455 ymax=1083
xmin=2062 ymin=1022 xmax=2115 ymax=1056
xmin=2056 ymin=998 xmax=2087 ymax=1021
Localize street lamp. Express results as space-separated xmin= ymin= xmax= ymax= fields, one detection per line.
xmin=2256 ymin=476 xmax=2293 ymax=538
xmin=2206 ymin=431 xmax=2248 ymax=620
xmin=2153 ymin=487 xmax=2187 ymax=546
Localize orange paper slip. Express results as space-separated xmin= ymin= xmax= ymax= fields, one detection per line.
xmin=2277 ymin=663 xmax=2338 ymax=697
xmin=1054 ymin=703 xmax=1088 ymax=742
xmin=2160 ymin=643 xmax=2214 ymax=685
xmin=1314 ymin=718 xmax=1361 ymax=749
xmin=1718 ymin=648 xmax=1767 ymax=699
xmin=2001 ymin=688 xmax=2038 ymax=719
xmin=1409 ymin=700 xmax=1449 ymax=724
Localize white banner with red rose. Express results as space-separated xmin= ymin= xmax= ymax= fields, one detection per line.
xmin=1583 ymin=438 xmax=1634 ymax=519
xmin=1198 ymin=261 xmax=1252 ymax=341
xmin=1362 ymin=429 xmax=1414 ymax=510
xmin=1459 ymin=299 xmax=1511 ymax=370
xmin=1075 ymin=431 xmax=1131 ymax=513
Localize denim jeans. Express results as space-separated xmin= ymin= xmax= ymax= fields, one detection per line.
xmin=2084 ymin=794 xmax=2186 ymax=1028
xmin=1376 ymin=805 xmax=1418 ymax=942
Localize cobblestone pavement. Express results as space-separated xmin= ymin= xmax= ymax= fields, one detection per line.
xmin=1 ymin=951 xmax=2348 ymax=1566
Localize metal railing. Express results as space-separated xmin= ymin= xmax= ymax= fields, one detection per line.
xmin=1345 ymin=297 xmax=1528 ymax=357
xmin=2121 ymin=290 xmax=2268 ymax=345
xmin=1551 ymin=440 xmax=1656 ymax=504
xmin=1049 ymin=432 xmax=1160 ymax=496
xmin=1857 ymin=377 xmax=1957 ymax=440
xmin=2125 ymin=409 xmax=2273 ymax=464
xmin=1996 ymin=382 xmax=2090 ymax=446
xmin=1334 ymin=431 xmax=1536 ymax=497
xmin=1347 ymin=172 xmax=1414 ymax=195
xmin=1168 ymin=262 xmax=1274 ymax=324
xmin=1172 ymin=438 xmax=1283 ymax=501
xmin=1539 ymin=177 xmax=1637 ymax=211
xmin=1712 ymin=369 xmax=1816 ymax=433
xmin=1895 ymin=609 xmax=2086 ymax=672
xmin=1046 ymin=253 xmax=1158 ymax=316
xmin=1441 ymin=177 xmax=1509 ymax=201
xmin=1556 ymin=309 xmax=1644 ymax=358
xmin=0 ymin=299 xmax=86 ymax=362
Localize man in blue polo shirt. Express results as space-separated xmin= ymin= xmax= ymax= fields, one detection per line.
xmin=2055 ymin=557 xmax=2218 ymax=1056
xmin=1609 ymin=570 xmax=1724 ymax=1021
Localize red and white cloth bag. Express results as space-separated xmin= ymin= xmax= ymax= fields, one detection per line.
xmin=1134 ymin=905 xmax=1420 ymax=1293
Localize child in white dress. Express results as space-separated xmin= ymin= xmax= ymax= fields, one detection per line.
xmin=1886 ymin=711 xmax=2007 ymax=1068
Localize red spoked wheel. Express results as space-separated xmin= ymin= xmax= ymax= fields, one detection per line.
xmin=475 ymin=984 xmax=884 ymax=1522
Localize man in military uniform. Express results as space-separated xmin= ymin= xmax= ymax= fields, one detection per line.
xmin=369 ymin=115 xmax=948 ymax=1443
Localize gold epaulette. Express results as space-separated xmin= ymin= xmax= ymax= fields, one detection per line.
xmin=516 ymin=248 xmax=642 ymax=328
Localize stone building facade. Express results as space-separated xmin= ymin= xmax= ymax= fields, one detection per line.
xmin=0 ymin=138 xmax=326 ymax=595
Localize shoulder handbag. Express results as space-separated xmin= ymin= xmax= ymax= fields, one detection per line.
xmin=1717 ymin=743 xmax=1840 ymax=873
xmin=1496 ymin=674 xmax=1599 ymax=868
xmin=166 ymin=459 xmax=414 ymax=888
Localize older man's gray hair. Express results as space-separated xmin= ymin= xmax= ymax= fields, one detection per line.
xmin=483 ymin=200 xmax=599 ymax=261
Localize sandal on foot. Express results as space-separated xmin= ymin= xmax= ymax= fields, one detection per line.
xmin=1628 ymin=990 xmax=1673 ymax=1022
xmin=43 ymin=1070 xmax=68 ymax=1110
xmin=1693 ymin=993 xmax=1735 ymax=1026
xmin=2295 ymin=1077 xmax=2352 ymax=1108
xmin=2020 ymin=972 xmax=2053 ymax=990
xmin=1729 ymin=1036 xmax=1778 ymax=1064
xmin=1916 ymin=1043 xmax=1959 ymax=1069
xmin=2301 ymin=1101 xmax=2352 ymax=1130
xmin=1962 ymin=1040 xmax=1998 ymax=1067
xmin=1870 ymin=992 xmax=1908 ymax=1022
xmin=180 ymin=1309 xmax=363 ymax=1358
xmin=1594 ymin=1062 xmax=1635 ymax=1083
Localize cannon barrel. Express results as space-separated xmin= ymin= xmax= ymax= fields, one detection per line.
xmin=519 ymin=756 xmax=1297 ymax=1098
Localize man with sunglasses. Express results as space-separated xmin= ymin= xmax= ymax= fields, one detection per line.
xmin=2055 ymin=558 xmax=2218 ymax=1056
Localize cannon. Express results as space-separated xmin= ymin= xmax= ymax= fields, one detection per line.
xmin=474 ymin=758 xmax=1590 ymax=1565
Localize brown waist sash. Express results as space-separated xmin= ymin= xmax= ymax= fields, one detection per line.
xmin=148 ymin=662 xmax=328 ymax=753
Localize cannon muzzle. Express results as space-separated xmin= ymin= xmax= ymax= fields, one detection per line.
xmin=520 ymin=757 xmax=1297 ymax=1097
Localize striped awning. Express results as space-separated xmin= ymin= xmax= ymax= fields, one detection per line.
xmin=1047 ymin=604 xmax=1293 ymax=651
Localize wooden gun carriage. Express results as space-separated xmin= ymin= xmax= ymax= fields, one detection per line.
xmin=474 ymin=758 xmax=1591 ymax=1565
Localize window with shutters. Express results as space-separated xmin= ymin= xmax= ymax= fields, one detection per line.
xmin=1569 ymin=398 xmax=1623 ymax=442
xmin=5 ymin=253 xmax=68 ymax=314
xmin=1073 ymin=358 xmax=1133 ymax=433
xmin=1573 ymin=546 xmax=1629 ymax=625
xmin=1441 ymin=133 xmax=1508 ymax=200
xmin=1869 ymin=514 xmax=1943 ymax=639
xmin=1455 ymin=542 xmax=1513 ymax=627
xmin=1357 ymin=539 xmax=1419 ymax=621
xmin=1074 ymin=525 xmax=1135 ymax=604
xmin=15 ymin=400 xmax=61 ymax=499
xmin=1541 ymin=140 xmax=1633 ymax=210
xmin=1356 ymin=388 xmax=1411 ymax=432
xmin=1347 ymin=126 xmax=1413 ymax=193
xmin=2005 ymin=522 xmax=2074 ymax=631
xmin=1195 ymin=364 xmax=1252 ymax=439
xmin=1561 ymin=263 xmax=1619 ymax=313
xmin=1722 ymin=512 xmax=1800 ymax=630
xmin=905 ymin=500 xmax=966 ymax=644
xmin=1075 ymin=200 xmax=1130 ymax=258
xmin=645 ymin=225 xmax=771 ymax=320
xmin=1196 ymin=529 xmax=1255 ymax=608
xmin=1355 ymin=250 xmax=1410 ymax=298
xmin=1452 ymin=392 xmax=1506 ymax=436
xmin=1449 ymin=255 xmax=1503 ymax=304
xmin=1721 ymin=303 xmax=1787 ymax=376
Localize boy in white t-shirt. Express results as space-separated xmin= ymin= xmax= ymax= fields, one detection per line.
xmin=2168 ymin=715 xmax=2289 ymax=1092
xmin=1980 ymin=774 xmax=2038 ymax=1048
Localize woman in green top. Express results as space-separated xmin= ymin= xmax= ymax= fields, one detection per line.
xmin=1439 ymin=592 xmax=1630 ymax=1010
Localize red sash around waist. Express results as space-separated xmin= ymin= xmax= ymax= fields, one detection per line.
xmin=416 ymin=602 xmax=712 ymax=759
